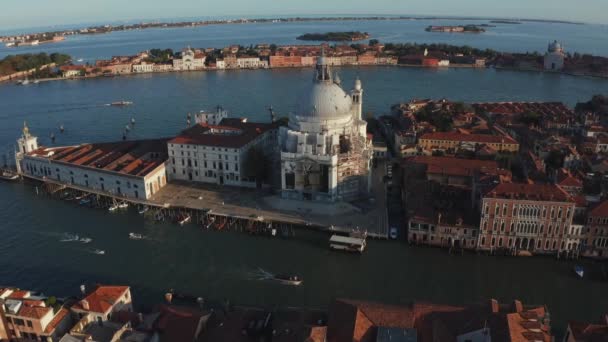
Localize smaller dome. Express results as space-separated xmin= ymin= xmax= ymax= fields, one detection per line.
xmin=548 ymin=40 xmax=563 ymax=53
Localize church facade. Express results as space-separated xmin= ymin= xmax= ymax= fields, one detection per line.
xmin=278 ymin=56 xmax=373 ymax=202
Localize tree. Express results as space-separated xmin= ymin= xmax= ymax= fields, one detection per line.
xmin=369 ymin=39 xmax=380 ymax=46
xmin=243 ymin=147 xmax=271 ymax=188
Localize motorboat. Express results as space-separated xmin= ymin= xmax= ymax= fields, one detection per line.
xmin=76 ymin=58 xmax=84 ymax=62
xmin=110 ymin=101 xmax=133 ymax=106
xmin=138 ymin=206 xmax=149 ymax=214
xmin=177 ymin=214 xmax=191 ymax=226
xmin=574 ymin=265 xmax=584 ymax=279
xmin=0 ymin=170 xmax=19 ymax=181
xmin=129 ymin=233 xmax=144 ymax=240
xmin=93 ymin=249 xmax=105 ymax=255
xmin=79 ymin=237 xmax=92 ymax=244
xmin=273 ymin=274 xmax=303 ymax=286
xmin=118 ymin=202 xmax=129 ymax=209
xmin=108 ymin=204 xmax=119 ymax=212
xmin=79 ymin=198 xmax=91 ymax=205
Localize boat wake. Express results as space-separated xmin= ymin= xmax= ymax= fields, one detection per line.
xmin=59 ymin=233 xmax=93 ymax=243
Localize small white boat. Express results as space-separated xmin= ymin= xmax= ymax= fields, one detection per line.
xmin=138 ymin=206 xmax=149 ymax=214
xmin=110 ymin=101 xmax=133 ymax=106
xmin=575 ymin=265 xmax=584 ymax=279
xmin=274 ymin=274 xmax=303 ymax=286
xmin=108 ymin=204 xmax=119 ymax=212
xmin=20 ymin=79 xmax=30 ymax=85
xmin=118 ymin=202 xmax=129 ymax=209
xmin=33 ymin=80 xmax=39 ymax=84
xmin=129 ymin=233 xmax=144 ymax=240
xmin=93 ymin=249 xmax=105 ymax=255
xmin=0 ymin=170 xmax=19 ymax=181
xmin=79 ymin=237 xmax=92 ymax=244
xmin=76 ymin=58 xmax=84 ymax=62
xmin=178 ymin=214 xmax=191 ymax=226
xmin=60 ymin=233 xmax=79 ymax=242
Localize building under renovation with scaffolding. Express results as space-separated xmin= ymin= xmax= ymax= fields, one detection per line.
xmin=279 ymin=55 xmax=373 ymax=202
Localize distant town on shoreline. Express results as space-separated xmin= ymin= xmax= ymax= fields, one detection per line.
xmin=0 ymin=15 xmax=584 ymax=47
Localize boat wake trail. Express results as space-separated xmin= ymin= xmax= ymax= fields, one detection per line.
xmin=59 ymin=233 xmax=93 ymax=243
xmin=247 ymin=267 xmax=275 ymax=281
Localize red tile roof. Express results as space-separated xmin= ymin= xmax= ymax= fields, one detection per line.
xmin=420 ymin=132 xmax=518 ymax=145
xmin=17 ymin=305 xmax=52 ymax=319
xmin=568 ymin=320 xmax=608 ymax=341
xmin=8 ymin=290 xmax=30 ymax=299
xmin=590 ymin=200 xmax=608 ymax=218
xmin=485 ymin=183 xmax=573 ymax=202
xmin=72 ymin=285 xmax=129 ymax=314
xmin=169 ymin=120 xmax=275 ymax=148
xmin=405 ymin=156 xmax=504 ymax=178
xmin=44 ymin=308 xmax=70 ymax=334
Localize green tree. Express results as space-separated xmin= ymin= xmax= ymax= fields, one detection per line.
xmin=369 ymin=39 xmax=380 ymax=46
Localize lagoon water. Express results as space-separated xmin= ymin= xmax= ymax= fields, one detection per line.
xmin=1 ymin=19 xmax=608 ymax=335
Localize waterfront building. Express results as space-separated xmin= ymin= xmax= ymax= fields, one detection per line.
xmin=215 ymin=59 xmax=226 ymax=69
xmin=582 ymin=200 xmax=608 ymax=259
xmin=132 ymin=61 xmax=154 ymax=73
xmin=544 ymin=40 xmax=566 ymax=71
xmin=418 ymin=131 xmax=520 ymax=154
xmin=236 ymin=57 xmax=268 ymax=69
xmin=19 ymin=130 xmax=169 ymax=200
xmin=167 ymin=118 xmax=277 ymax=187
xmin=172 ymin=47 xmax=206 ymax=71
xmin=326 ymin=298 xmax=552 ymax=342
xmin=60 ymin=65 xmax=85 ymax=78
xmin=71 ymin=285 xmax=133 ymax=322
xmin=278 ymin=56 xmax=372 ymax=202
xmin=0 ymin=288 xmax=73 ymax=341
xmin=194 ymin=106 xmax=229 ymax=125
xmin=478 ymin=183 xmax=576 ymax=254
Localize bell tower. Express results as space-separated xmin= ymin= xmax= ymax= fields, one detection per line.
xmin=351 ymin=77 xmax=363 ymax=120
xmin=15 ymin=121 xmax=38 ymax=174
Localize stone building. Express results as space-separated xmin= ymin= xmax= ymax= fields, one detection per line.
xmin=167 ymin=118 xmax=277 ymax=188
xmin=582 ymin=200 xmax=608 ymax=258
xmin=173 ymin=47 xmax=206 ymax=71
xmin=278 ymin=56 xmax=372 ymax=202
xmin=544 ymin=40 xmax=566 ymax=71
xmin=478 ymin=183 xmax=577 ymax=254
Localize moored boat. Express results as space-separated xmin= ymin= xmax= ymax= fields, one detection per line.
xmin=574 ymin=265 xmax=584 ymax=279
xmin=138 ymin=206 xmax=149 ymax=214
xmin=0 ymin=169 xmax=19 ymax=181
xmin=110 ymin=101 xmax=133 ymax=106
xmin=329 ymin=234 xmax=366 ymax=253
xmin=177 ymin=214 xmax=191 ymax=226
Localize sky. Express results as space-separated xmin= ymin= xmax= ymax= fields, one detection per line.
xmin=1 ymin=0 xmax=607 ymax=30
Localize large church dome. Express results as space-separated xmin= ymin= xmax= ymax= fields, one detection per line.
xmin=296 ymin=81 xmax=353 ymax=120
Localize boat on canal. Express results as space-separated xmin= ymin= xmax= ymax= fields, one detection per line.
xmin=273 ymin=274 xmax=303 ymax=286
xmin=574 ymin=265 xmax=584 ymax=279
xmin=0 ymin=169 xmax=19 ymax=181
xmin=329 ymin=234 xmax=367 ymax=253
xmin=108 ymin=202 xmax=128 ymax=212
xmin=93 ymin=249 xmax=105 ymax=255
xmin=138 ymin=206 xmax=149 ymax=214
xmin=129 ymin=233 xmax=144 ymax=240
xmin=109 ymin=101 xmax=133 ymax=106
xmin=177 ymin=214 xmax=191 ymax=226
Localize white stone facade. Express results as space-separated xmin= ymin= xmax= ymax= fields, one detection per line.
xmin=173 ymin=48 xmax=206 ymax=71
xmin=194 ymin=107 xmax=229 ymax=125
xmin=279 ymin=57 xmax=372 ymax=202
xmin=236 ymin=57 xmax=268 ymax=69
xmin=132 ymin=62 xmax=154 ymax=73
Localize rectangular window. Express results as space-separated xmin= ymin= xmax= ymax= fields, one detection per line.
xmin=26 ymin=320 xmax=33 ymax=328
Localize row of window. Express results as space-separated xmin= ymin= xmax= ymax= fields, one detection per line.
xmin=483 ymin=219 xmax=569 ymax=236
xmin=172 ymin=158 xmax=239 ymax=172
xmin=7 ymin=316 xmax=33 ymax=328
xmin=170 ymin=144 xmax=239 ymax=153
xmin=484 ymin=202 xmax=571 ymax=220
xmin=481 ymin=236 xmax=577 ymax=251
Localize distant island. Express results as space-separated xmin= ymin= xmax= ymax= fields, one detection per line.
xmin=425 ymin=25 xmax=488 ymax=33
xmin=490 ymin=20 xmax=522 ymax=24
xmin=296 ymin=31 xmax=370 ymax=42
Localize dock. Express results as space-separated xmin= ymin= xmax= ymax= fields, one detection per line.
xmin=24 ymin=171 xmax=389 ymax=239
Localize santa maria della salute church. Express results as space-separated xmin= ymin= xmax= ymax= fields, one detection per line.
xmin=279 ymin=55 xmax=373 ymax=202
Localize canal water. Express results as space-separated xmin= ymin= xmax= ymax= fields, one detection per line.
xmin=2 ymin=18 xmax=608 ymax=61
xmin=0 ymin=66 xmax=608 ymax=334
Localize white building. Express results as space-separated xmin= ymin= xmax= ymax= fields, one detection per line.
xmin=173 ymin=47 xmax=206 ymax=71
xmin=17 ymin=128 xmax=168 ymax=200
xmin=194 ymin=106 xmax=229 ymax=125
xmin=132 ymin=61 xmax=154 ymax=73
xmin=236 ymin=57 xmax=268 ymax=69
xmin=215 ymin=59 xmax=226 ymax=69
xmin=278 ymin=56 xmax=372 ymax=202
xmin=544 ymin=40 xmax=565 ymax=71
xmin=167 ymin=118 xmax=277 ymax=187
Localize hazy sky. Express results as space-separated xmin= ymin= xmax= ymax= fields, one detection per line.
xmin=1 ymin=0 xmax=607 ymax=29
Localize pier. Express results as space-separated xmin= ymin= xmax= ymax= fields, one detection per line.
xmin=25 ymin=173 xmax=389 ymax=239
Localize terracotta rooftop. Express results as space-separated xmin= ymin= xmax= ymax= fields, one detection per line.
xmin=420 ymin=131 xmax=518 ymax=145
xmin=404 ymin=156 xmax=504 ymax=178
xmin=44 ymin=308 xmax=70 ymax=334
xmin=17 ymin=305 xmax=52 ymax=319
xmin=72 ymin=285 xmax=129 ymax=314
xmin=473 ymin=101 xmax=573 ymax=118
xmin=28 ymin=139 xmax=168 ymax=178
xmin=590 ymin=200 xmax=608 ymax=218
xmin=568 ymin=319 xmax=608 ymax=341
xmin=485 ymin=183 xmax=573 ymax=202
xmin=169 ymin=119 xmax=276 ymax=148
xmin=8 ymin=290 xmax=30 ymax=299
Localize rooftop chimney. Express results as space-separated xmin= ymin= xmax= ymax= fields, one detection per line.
xmin=490 ymin=299 xmax=499 ymax=313
xmin=512 ymin=300 xmax=523 ymax=313
xmin=80 ymin=299 xmax=89 ymax=311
